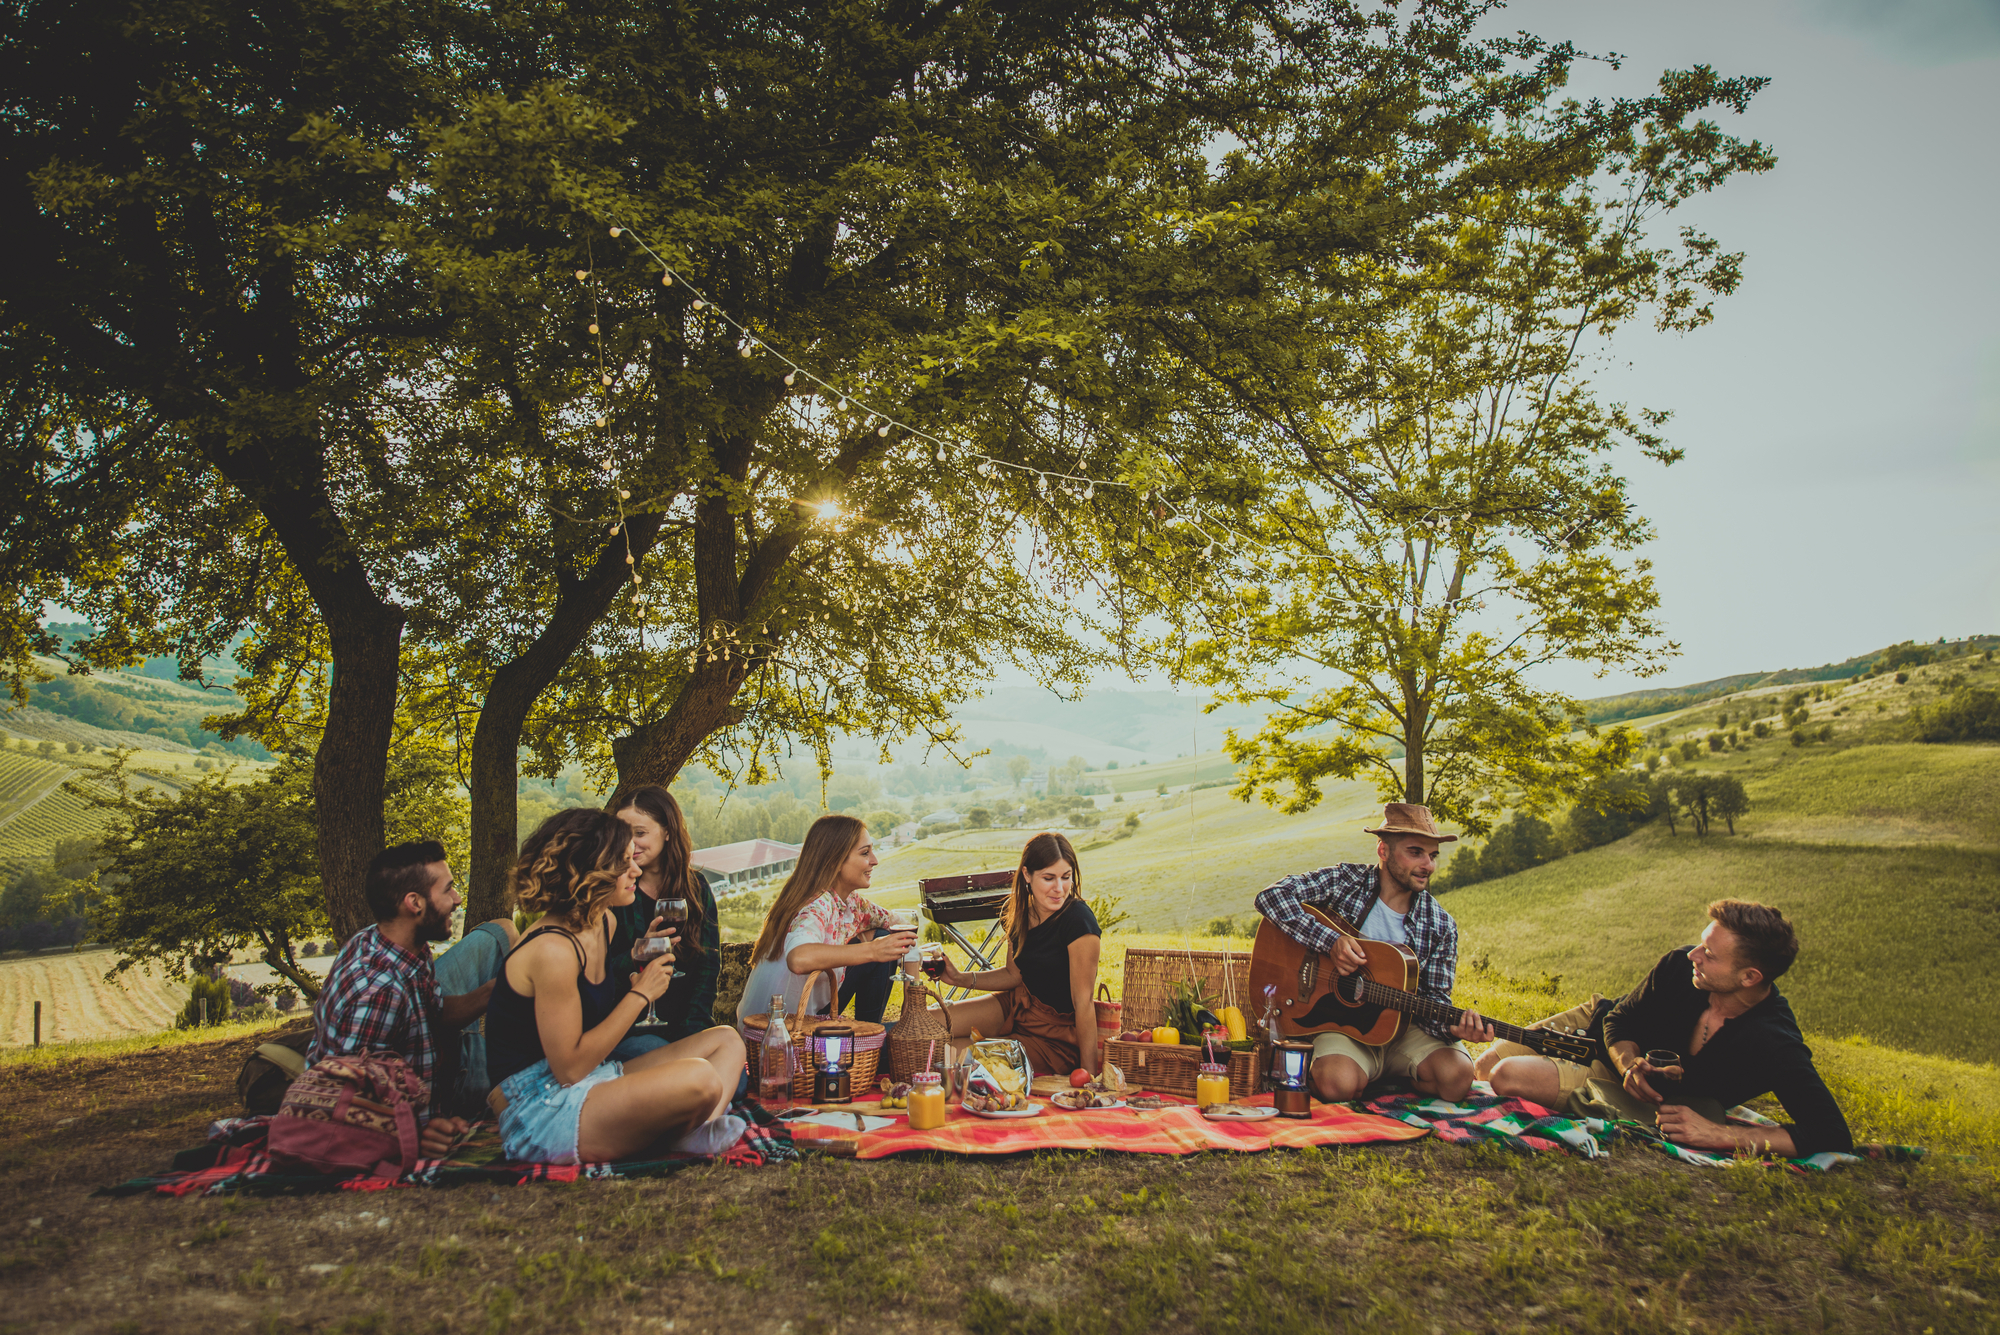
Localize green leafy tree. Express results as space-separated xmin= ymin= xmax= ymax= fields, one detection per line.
xmin=1185 ymin=89 xmax=1769 ymax=833
xmin=1710 ymin=774 xmax=1750 ymax=835
xmin=84 ymin=750 xmax=465 ymax=997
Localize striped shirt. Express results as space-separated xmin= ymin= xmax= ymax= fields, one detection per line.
xmin=1254 ymin=863 xmax=1462 ymax=1039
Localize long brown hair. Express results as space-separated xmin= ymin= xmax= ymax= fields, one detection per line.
xmin=513 ymin=809 xmax=633 ymax=928
xmin=750 ymin=814 xmax=869 ymax=964
xmin=1003 ymin=831 xmax=1083 ymax=958
xmin=613 ymin=785 xmax=704 ymax=955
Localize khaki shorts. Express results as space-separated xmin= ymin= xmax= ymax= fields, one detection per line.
xmin=1312 ymin=1024 xmax=1469 ymax=1082
xmin=1477 ymin=997 xmax=1616 ymax=1096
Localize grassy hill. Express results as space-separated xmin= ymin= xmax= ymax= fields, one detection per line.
xmin=1446 ymin=660 xmax=2000 ymax=1067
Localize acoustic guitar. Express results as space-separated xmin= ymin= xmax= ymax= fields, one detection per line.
xmin=1248 ymin=906 xmax=1598 ymax=1064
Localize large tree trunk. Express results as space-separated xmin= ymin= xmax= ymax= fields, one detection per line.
xmin=464 ymin=517 xmax=663 ymax=927
xmin=313 ymin=599 xmax=407 ymax=941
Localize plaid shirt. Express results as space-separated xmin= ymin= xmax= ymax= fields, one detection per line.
xmin=1254 ymin=863 xmax=1462 ymax=1039
xmin=310 ymin=927 xmax=445 ymax=1118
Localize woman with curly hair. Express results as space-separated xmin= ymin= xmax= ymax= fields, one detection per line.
xmin=485 ymin=809 xmax=747 ymax=1163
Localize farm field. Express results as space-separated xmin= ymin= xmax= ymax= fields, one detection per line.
xmin=0 ymin=947 xmax=185 ymax=1046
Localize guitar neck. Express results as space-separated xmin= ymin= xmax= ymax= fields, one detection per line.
xmin=1351 ymin=975 xmax=1542 ymax=1047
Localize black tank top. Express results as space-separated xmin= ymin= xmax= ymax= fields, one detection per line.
xmin=486 ymin=919 xmax=629 ymax=1087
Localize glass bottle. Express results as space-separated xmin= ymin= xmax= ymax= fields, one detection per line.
xmin=759 ymin=994 xmax=794 ymax=1108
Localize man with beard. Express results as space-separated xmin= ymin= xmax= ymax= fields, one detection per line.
xmin=311 ymin=841 xmax=516 ymax=1152
xmin=1479 ymin=900 xmax=1852 ymax=1155
xmin=1255 ymin=804 xmax=1494 ymax=1103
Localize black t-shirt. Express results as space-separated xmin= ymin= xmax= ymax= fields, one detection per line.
xmin=1014 ymin=898 xmax=1101 ymax=1012
xmin=1602 ymin=946 xmax=1853 ymax=1156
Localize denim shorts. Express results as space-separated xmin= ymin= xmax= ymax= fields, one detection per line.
xmin=495 ymin=1058 xmax=624 ymax=1164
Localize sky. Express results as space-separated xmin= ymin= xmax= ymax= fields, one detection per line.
xmin=1031 ymin=0 xmax=2000 ymax=704
xmin=1494 ymin=0 xmax=2000 ymax=695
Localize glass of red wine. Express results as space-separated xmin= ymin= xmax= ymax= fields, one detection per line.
xmin=919 ymin=943 xmax=948 ymax=982
xmin=630 ymin=934 xmax=675 ymax=1025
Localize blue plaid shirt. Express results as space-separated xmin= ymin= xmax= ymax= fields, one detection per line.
xmin=1254 ymin=863 xmax=1462 ymax=1039
xmin=310 ymin=927 xmax=445 ymax=1118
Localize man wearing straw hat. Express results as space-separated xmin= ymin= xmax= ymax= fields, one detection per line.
xmin=1255 ymin=803 xmax=1493 ymax=1104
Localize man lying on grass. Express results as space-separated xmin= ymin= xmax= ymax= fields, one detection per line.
xmin=1478 ymin=900 xmax=1854 ymax=1157
xmin=311 ymin=840 xmax=519 ymax=1157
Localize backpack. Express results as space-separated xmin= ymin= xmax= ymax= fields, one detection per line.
xmin=236 ymin=1029 xmax=314 ymax=1115
xmin=267 ymin=1053 xmax=429 ymax=1178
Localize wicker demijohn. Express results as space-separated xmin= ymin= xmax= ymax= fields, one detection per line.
xmin=740 ymin=970 xmax=885 ymax=1100
xmin=887 ymin=976 xmax=952 ymax=1080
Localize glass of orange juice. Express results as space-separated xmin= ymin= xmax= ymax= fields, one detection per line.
xmin=1195 ymin=1062 xmax=1230 ymax=1108
xmin=906 ymin=1071 xmax=947 ymax=1130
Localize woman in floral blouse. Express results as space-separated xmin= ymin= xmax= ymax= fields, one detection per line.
xmin=735 ymin=814 xmax=916 ymax=1028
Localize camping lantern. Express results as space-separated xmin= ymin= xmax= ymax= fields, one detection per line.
xmin=813 ymin=1025 xmax=854 ymax=1104
xmin=1270 ymin=1040 xmax=1313 ymax=1119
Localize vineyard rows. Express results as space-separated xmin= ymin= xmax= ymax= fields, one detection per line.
xmin=0 ymin=750 xmax=70 ymax=818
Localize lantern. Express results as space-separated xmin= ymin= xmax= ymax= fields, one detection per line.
xmin=813 ymin=1024 xmax=854 ymax=1104
xmin=1270 ymin=1040 xmax=1313 ymax=1119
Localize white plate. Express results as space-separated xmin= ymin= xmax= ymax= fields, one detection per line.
xmin=966 ymin=1101 xmax=1045 ymax=1120
xmin=1202 ymin=1105 xmax=1280 ymax=1121
xmin=1049 ymin=1098 xmax=1127 ymax=1112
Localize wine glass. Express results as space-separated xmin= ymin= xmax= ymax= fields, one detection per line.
xmin=631 ymin=934 xmax=674 ymax=1025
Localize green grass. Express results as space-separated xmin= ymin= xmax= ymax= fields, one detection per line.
xmin=870 ymin=775 xmax=1390 ymax=931
xmin=0 ymin=1007 xmax=299 ymax=1070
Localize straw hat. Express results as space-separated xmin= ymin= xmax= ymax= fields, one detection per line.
xmin=1362 ymin=803 xmax=1457 ymax=843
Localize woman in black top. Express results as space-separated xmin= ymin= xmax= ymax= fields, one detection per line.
xmin=936 ymin=832 xmax=1102 ymax=1076
xmin=485 ymin=809 xmax=747 ymax=1164
xmin=607 ymin=785 xmax=722 ymax=1042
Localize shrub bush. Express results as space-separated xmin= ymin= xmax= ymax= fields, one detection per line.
xmin=176 ymin=974 xmax=232 ymax=1028
xmin=1790 ymin=729 xmax=1805 ymax=747
xmin=1678 ymin=740 xmax=1699 ymax=761
xmin=1706 ymin=732 xmax=1725 ymax=752
xmin=1912 ymin=687 xmax=2000 ymax=743
xmin=1895 ymin=671 xmax=1909 ymax=685
xmin=1753 ymin=721 xmax=1771 ymax=738
xmin=1817 ymin=723 xmax=1835 ymax=743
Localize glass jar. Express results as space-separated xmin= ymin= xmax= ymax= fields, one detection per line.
xmin=1195 ymin=1062 xmax=1230 ymax=1108
xmin=906 ymin=1072 xmax=947 ymax=1130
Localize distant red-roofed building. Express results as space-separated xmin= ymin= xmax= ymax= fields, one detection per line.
xmin=691 ymin=838 xmax=803 ymax=887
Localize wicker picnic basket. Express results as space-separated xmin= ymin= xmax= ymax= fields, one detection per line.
xmin=740 ymin=970 xmax=885 ymax=1100
xmin=1102 ymin=948 xmax=1265 ymax=1100
xmin=886 ymin=976 xmax=952 ymax=1080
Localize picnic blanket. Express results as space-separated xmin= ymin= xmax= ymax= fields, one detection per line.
xmin=99 ymin=1097 xmax=797 ymax=1198
xmin=1367 ymin=1088 xmax=1926 ymax=1173
xmin=1363 ymin=1092 xmax=1616 ymax=1158
xmin=1620 ymin=1105 xmax=1927 ymax=1174
xmin=850 ymin=1092 xmax=1425 ymax=1160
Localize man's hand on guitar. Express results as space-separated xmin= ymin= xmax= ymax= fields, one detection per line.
xmin=1446 ymin=1007 xmax=1496 ymax=1044
xmin=1330 ymin=934 xmax=1369 ymax=976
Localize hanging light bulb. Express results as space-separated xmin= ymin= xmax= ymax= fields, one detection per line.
xmin=595 ymin=416 xmax=607 ymax=428
xmin=661 ymin=271 xmax=673 ymax=286
xmin=837 ymin=398 xmax=848 ymax=412
xmin=588 ymin=322 xmax=599 ymax=335
xmin=601 ymin=373 xmax=613 ymax=386
xmin=609 ymin=523 xmax=620 ymax=535
xmin=609 ymin=226 xmax=622 ymax=237
xmin=692 ymin=298 xmax=706 ymax=310
xmin=632 ymin=573 xmax=643 ymax=586
xmin=625 ymin=553 xmax=635 ymax=565
xmin=1084 ymin=482 xmax=1095 ymax=500
xmin=783 ymin=371 xmax=796 ymax=386
xmin=619 ymin=488 xmax=631 ymax=499
xmin=574 ymin=269 xmax=588 ymax=281
xmin=877 ymin=423 xmax=891 ymax=437
xmin=1036 ymin=473 xmax=1048 ymax=494
xmin=631 ymin=592 xmax=642 ymax=605
xmin=739 ymin=343 xmax=754 ymax=358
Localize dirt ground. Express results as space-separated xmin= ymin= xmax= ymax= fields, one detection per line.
xmin=1 ymin=1026 xmax=1995 ymax=1335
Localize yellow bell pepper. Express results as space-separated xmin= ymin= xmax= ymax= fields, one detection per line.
xmin=1152 ymin=1025 xmax=1180 ymax=1046
xmin=1217 ymin=1006 xmax=1247 ymax=1042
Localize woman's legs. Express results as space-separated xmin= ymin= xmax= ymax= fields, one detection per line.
xmin=943 ymin=993 xmax=1008 ymax=1038
xmin=836 ymin=928 xmax=898 ymax=1022
xmin=576 ymin=1026 xmax=745 ymax=1160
